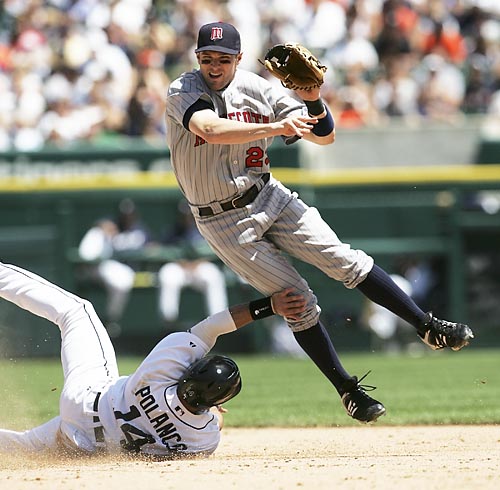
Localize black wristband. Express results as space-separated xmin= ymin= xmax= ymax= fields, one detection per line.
xmin=249 ymin=297 xmax=275 ymax=320
xmin=311 ymin=105 xmax=334 ymax=136
xmin=304 ymin=99 xmax=326 ymax=116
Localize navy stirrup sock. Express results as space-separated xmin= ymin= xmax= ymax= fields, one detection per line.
xmin=356 ymin=264 xmax=426 ymax=328
xmin=293 ymin=322 xmax=351 ymax=393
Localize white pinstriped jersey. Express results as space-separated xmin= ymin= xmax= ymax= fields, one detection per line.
xmin=165 ymin=67 xmax=373 ymax=333
xmin=165 ymin=68 xmax=305 ymax=206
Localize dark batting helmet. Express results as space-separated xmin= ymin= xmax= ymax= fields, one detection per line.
xmin=177 ymin=355 xmax=242 ymax=414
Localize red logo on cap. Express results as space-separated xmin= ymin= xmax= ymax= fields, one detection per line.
xmin=210 ymin=27 xmax=223 ymax=41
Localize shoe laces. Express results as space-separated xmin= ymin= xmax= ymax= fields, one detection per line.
xmin=355 ymin=371 xmax=377 ymax=392
xmin=345 ymin=370 xmax=378 ymax=394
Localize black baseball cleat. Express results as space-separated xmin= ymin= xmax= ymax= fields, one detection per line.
xmin=340 ymin=372 xmax=386 ymax=423
xmin=417 ymin=312 xmax=474 ymax=351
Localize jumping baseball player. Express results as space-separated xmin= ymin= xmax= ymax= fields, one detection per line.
xmin=164 ymin=21 xmax=474 ymax=423
xmin=0 ymin=262 xmax=305 ymax=456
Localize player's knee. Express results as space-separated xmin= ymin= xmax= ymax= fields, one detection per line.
xmin=285 ymin=292 xmax=321 ymax=332
xmin=158 ymin=262 xmax=185 ymax=284
xmin=286 ymin=311 xmax=321 ymax=332
xmin=60 ymin=298 xmax=95 ymax=326
xmin=196 ymin=262 xmax=225 ymax=286
xmin=106 ymin=278 xmax=134 ymax=292
xmin=79 ymin=298 xmax=99 ymax=320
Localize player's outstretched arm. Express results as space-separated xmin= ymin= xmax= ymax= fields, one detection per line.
xmin=188 ymin=289 xmax=305 ymax=348
xmin=231 ymin=288 xmax=306 ymax=326
xmin=189 ymin=109 xmax=317 ymax=145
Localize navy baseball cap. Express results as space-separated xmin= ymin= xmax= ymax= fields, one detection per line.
xmin=195 ymin=22 xmax=241 ymax=55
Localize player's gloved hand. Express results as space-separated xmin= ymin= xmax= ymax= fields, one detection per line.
xmin=260 ymin=43 xmax=327 ymax=91
xmin=271 ymin=288 xmax=307 ymax=320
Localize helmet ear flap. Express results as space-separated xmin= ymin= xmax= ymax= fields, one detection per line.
xmin=177 ymin=355 xmax=241 ymax=414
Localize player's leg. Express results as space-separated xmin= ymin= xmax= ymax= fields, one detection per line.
xmin=270 ymin=197 xmax=473 ymax=351
xmin=0 ymin=263 xmax=119 ymax=388
xmin=157 ymin=261 xmax=187 ymax=322
xmin=0 ymin=417 xmax=62 ymax=453
xmin=197 ymin=217 xmax=373 ymax=395
xmin=191 ymin=261 xmax=228 ymax=316
xmin=199 ymin=223 xmax=384 ymax=422
xmin=97 ymin=260 xmax=135 ymax=324
xmin=200 ymin=222 xmax=318 ymax=324
xmin=270 ymin=202 xmax=426 ymax=328
xmin=356 ymin=264 xmax=473 ymax=350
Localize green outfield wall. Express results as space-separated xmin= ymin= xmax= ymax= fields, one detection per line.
xmin=0 ymin=162 xmax=499 ymax=357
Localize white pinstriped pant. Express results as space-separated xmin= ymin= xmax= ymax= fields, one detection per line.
xmin=0 ymin=263 xmax=118 ymax=452
xmin=195 ymin=176 xmax=374 ymax=332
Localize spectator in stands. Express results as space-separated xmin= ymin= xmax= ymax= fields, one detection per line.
xmin=417 ymin=53 xmax=466 ymax=122
xmin=417 ymin=0 xmax=467 ymax=64
xmin=372 ymin=54 xmax=420 ymax=121
xmin=157 ymin=200 xmax=228 ymax=328
xmin=78 ymin=198 xmax=153 ymax=334
xmin=301 ymin=0 xmax=347 ymax=56
xmin=333 ymin=65 xmax=384 ymax=128
xmin=371 ymin=0 xmax=414 ymax=71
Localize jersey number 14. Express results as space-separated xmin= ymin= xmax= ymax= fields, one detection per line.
xmin=114 ymin=405 xmax=155 ymax=453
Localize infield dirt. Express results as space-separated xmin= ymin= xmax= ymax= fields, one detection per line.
xmin=0 ymin=425 xmax=498 ymax=489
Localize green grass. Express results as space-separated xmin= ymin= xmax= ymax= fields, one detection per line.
xmin=0 ymin=350 xmax=498 ymax=430
xmin=229 ymin=349 xmax=500 ymax=426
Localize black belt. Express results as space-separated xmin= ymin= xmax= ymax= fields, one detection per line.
xmin=197 ymin=173 xmax=270 ymax=217
xmin=93 ymin=391 xmax=105 ymax=444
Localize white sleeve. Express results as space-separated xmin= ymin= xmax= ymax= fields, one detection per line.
xmin=188 ymin=309 xmax=237 ymax=349
xmin=125 ymin=332 xmax=212 ymax=389
xmin=0 ymin=417 xmax=61 ymax=453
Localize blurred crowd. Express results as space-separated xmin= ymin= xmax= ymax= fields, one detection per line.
xmin=1 ymin=0 xmax=500 ymax=151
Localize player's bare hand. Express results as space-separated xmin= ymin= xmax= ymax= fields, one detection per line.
xmin=271 ymin=288 xmax=307 ymax=320
xmin=275 ymin=116 xmax=317 ymax=138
